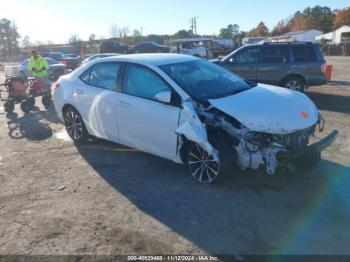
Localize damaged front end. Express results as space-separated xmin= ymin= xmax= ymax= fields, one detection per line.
xmin=177 ymin=101 xmax=338 ymax=176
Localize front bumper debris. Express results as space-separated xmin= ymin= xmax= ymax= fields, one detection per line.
xmin=277 ymin=130 xmax=338 ymax=160
xmin=303 ymin=129 xmax=338 ymax=156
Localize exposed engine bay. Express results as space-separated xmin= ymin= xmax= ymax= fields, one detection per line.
xmin=176 ymin=100 xmax=338 ymax=175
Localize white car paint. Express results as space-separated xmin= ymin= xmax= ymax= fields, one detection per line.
xmin=209 ymin=84 xmax=318 ymax=134
xmin=53 ymin=53 xmax=335 ymax=178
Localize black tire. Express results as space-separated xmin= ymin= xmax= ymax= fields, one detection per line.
xmin=63 ymin=107 xmax=89 ymax=143
xmin=186 ymin=134 xmax=235 ymax=184
xmin=42 ymin=94 xmax=52 ymax=108
xmin=282 ymin=76 xmax=306 ymax=92
xmin=4 ymin=101 xmax=15 ymax=113
xmin=20 ymin=98 xmax=34 ymax=113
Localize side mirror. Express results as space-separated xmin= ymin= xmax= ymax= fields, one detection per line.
xmin=155 ymin=90 xmax=171 ymax=103
xmin=229 ymin=57 xmax=235 ymax=63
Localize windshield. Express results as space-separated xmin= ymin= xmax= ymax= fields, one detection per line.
xmin=160 ymin=59 xmax=253 ymax=101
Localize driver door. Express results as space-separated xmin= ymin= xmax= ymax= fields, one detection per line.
xmin=223 ymin=46 xmax=261 ymax=82
xmin=116 ymin=63 xmax=181 ymax=160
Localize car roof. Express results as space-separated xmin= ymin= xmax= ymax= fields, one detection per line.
xmin=96 ymin=53 xmax=198 ymax=66
xmin=245 ymin=42 xmax=316 ymax=48
xmin=96 ymin=53 xmax=121 ymax=56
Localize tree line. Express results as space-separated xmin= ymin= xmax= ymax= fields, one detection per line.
xmin=218 ymin=6 xmax=350 ymax=42
xmin=1 ymin=5 xmax=349 ymax=58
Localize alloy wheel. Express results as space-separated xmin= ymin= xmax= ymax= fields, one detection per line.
xmin=188 ymin=144 xmax=220 ymax=184
xmin=64 ymin=110 xmax=83 ymax=140
xmin=286 ymin=80 xmax=302 ymax=91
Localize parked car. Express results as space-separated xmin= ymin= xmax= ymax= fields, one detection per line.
xmin=41 ymin=52 xmax=79 ymax=70
xmin=209 ymin=40 xmax=235 ymax=58
xmin=82 ymin=53 xmax=121 ymax=64
xmin=53 ymin=54 xmax=337 ymax=184
xmin=20 ymin=57 xmax=66 ymax=80
xmin=130 ymin=42 xmax=170 ymax=53
xmin=214 ymin=42 xmax=327 ymax=91
xmin=100 ymin=41 xmax=129 ymax=54
xmin=169 ymin=38 xmax=212 ymax=58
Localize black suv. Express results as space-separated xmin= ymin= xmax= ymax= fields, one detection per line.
xmin=215 ymin=42 xmax=327 ymax=91
xmin=100 ymin=42 xmax=129 ymax=54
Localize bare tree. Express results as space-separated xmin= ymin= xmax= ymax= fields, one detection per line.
xmin=68 ymin=34 xmax=80 ymax=44
xmin=21 ymin=35 xmax=31 ymax=49
xmin=110 ymin=23 xmax=119 ymax=38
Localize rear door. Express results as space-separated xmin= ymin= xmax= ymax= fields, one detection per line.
xmin=223 ymin=46 xmax=261 ymax=82
xmin=73 ymin=62 xmax=121 ymax=142
xmin=257 ymin=45 xmax=291 ymax=85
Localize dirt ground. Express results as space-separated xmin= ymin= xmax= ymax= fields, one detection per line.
xmin=0 ymin=56 xmax=349 ymax=257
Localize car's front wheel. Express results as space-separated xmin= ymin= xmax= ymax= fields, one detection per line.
xmin=63 ymin=107 xmax=89 ymax=143
xmin=186 ymin=135 xmax=235 ymax=184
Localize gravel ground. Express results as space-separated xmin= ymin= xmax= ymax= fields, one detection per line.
xmin=0 ymin=57 xmax=349 ymax=257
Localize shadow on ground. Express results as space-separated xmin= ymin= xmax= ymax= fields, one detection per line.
xmin=327 ymin=80 xmax=350 ymax=87
xmin=5 ymin=105 xmax=59 ymax=141
xmin=76 ymin=139 xmax=350 ymax=254
xmin=307 ymin=91 xmax=350 ymax=114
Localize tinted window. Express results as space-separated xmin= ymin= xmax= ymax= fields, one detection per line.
xmin=161 ymin=59 xmax=252 ymax=101
xmin=80 ymin=63 xmax=120 ymax=90
xmin=261 ymin=46 xmax=289 ymax=63
xmin=46 ymin=58 xmax=58 ymax=65
xmin=292 ymin=46 xmax=317 ymax=62
xmin=234 ymin=47 xmax=261 ymax=63
xmin=124 ymin=64 xmax=170 ymax=100
xmin=80 ymin=68 xmax=91 ymax=83
xmin=50 ymin=53 xmax=64 ymax=60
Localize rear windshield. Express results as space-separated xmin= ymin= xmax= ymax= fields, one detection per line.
xmin=292 ymin=46 xmax=317 ymax=62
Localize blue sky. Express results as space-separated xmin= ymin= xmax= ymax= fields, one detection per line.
xmin=1 ymin=0 xmax=349 ymax=43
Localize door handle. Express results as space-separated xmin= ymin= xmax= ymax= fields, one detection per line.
xmin=118 ymin=100 xmax=130 ymax=107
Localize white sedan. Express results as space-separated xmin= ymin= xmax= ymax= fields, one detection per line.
xmin=53 ymin=54 xmax=337 ymax=184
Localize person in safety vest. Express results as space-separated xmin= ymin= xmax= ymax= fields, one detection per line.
xmin=28 ymin=50 xmax=50 ymax=93
xmin=28 ymin=50 xmax=49 ymax=78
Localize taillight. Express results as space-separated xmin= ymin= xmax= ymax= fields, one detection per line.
xmin=59 ymin=60 xmax=68 ymax=65
xmin=321 ymin=63 xmax=326 ymax=73
xmin=53 ymin=82 xmax=60 ymax=90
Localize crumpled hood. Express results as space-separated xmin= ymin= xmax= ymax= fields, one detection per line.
xmin=208 ymin=84 xmax=319 ymax=134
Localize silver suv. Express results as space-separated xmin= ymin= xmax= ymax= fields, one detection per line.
xmin=216 ymin=42 xmax=327 ymax=91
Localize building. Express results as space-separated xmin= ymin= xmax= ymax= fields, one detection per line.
xmin=315 ymin=25 xmax=350 ymax=44
xmin=271 ymin=29 xmax=323 ymax=43
xmin=242 ymin=37 xmax=266 ymax=45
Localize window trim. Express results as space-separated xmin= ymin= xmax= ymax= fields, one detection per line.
xmin=232 ymin=46 xmax=262 ymax=64
xmin=120 ymin=62 xmax=181 ymax=107
xmin=291 ymin=45 xmax=317 ymax=63
xmin=79 ymin=61 xmax=122 ymax=91
xmin=260 ymin=45 xmax=291 ymax=63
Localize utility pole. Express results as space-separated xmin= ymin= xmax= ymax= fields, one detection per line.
xmin=189 ymin=17 xmax=198 ymax=35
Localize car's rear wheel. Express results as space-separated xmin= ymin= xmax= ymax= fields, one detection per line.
xmin=63 ymin=107 xmax=89 ymax=143
xmin=283 ymin=76 xmax=306 ymax=92
xmin=186 ymin=134 xmax=235 ymax=184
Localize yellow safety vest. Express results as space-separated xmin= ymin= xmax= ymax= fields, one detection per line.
xmin=28 ymin=55 xmax=49 ymax=78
